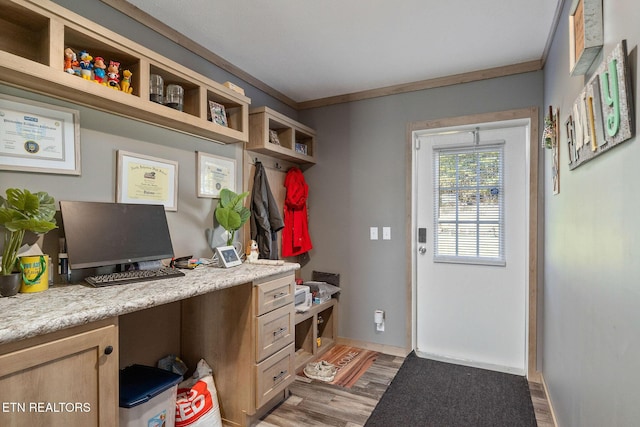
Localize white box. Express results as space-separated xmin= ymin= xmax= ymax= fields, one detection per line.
xmin=119 ymin=385 xmax=178 ymax=427
xmin=119 ymin=364 xmax=182 ymax=427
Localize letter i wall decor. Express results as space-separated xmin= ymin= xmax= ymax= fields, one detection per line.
xmin=567 ymin=40 xmax=635 ymax=170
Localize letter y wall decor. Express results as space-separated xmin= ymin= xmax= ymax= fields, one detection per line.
xmin=567 ymin=40 xmax=635 ymax=170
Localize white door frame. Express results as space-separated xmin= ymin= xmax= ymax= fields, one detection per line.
xmin=405 ymin=107 xmax=541 ymax=381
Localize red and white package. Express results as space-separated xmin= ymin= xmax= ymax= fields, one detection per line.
xmin=175 ymin=359 xmax=222 ymax=427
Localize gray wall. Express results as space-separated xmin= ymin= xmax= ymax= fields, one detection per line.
xmin=298 ymin=72 xmax=543 ymax=348
xmin=542 ymin=0 xmax=640 ymax=425
xmin=1 ymin=0 xmax=296 ymax=261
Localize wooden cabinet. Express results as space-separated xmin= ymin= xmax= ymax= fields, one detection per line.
xmin=181 ymin=271 xmax=296 ymax=427
xmin=248 ymin=106 xmax=316 ymax=165
xmin=0 ymin=318 xmax=119 ymax=427
xmin=0 ymin=0 xmax=250 ymax=144
xmin=294 ymin=298 xmax=338 ymax=372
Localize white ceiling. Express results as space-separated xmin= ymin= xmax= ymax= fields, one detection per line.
xmin=126 ymin=0 xmax=561 ymax=103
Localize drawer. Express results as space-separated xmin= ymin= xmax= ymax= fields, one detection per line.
xmin=254 ymin=273 xmax=294 ymax=316
xmin=255 ymin=343 xmax=294 ymax=409
xmin=256 ymin=305 xmax=294 ymax=362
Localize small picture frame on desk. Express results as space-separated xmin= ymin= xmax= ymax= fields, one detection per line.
xmin=216 ymin=245 xmax=242 ymax=268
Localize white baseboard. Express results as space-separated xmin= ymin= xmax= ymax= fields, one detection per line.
xmin=414 ymin=350 xmax=526 ymax=376
xmin=336 ymin=337 xmax=409 ymax=357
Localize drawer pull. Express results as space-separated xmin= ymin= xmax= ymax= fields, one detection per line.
xmin=273 ymin=370 xmax=287 ymax=383
xmin=273 ymin=327 xmax=287 ymax=337
xmin=272 ymin=291 xmax=287 ymax=299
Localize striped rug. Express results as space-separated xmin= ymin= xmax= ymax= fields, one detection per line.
xmin=319 ymin=345 xmax=379 ymax=388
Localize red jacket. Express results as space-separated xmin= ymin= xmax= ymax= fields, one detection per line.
xmin=282 ymin=167 xmax=312 ymax=257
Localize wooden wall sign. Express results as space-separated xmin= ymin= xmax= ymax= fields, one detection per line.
xmin=568 ymin=40 xmax=635 ymax=170
xmin=569 ymin=0 xmax=603 ymax=76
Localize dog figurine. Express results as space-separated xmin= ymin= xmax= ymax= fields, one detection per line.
xmin=246 ymin=239 xmax=259 ymax=263
xmin=121 ymin=70 xmax=133 ymax=94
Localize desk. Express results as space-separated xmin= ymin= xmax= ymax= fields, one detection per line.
xmin=0 ymin=263 xmax=298 ymax=426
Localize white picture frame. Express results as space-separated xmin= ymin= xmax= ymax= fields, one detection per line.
xmin=215 ymin=245 xmax=242 ymax=268
xmin=116 ymin=150 xmax=179 ymax=211
xmin=197 ymin=151 xmax=236 ymax=198
xmin=0 ymin=94 xmax=81 ymax=175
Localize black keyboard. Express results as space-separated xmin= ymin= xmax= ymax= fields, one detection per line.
xmin=85 ymin=267 xmax=185 ymax=287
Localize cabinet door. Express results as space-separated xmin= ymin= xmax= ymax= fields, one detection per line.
xmin=0 ymin=321 xmax=118 ymax=427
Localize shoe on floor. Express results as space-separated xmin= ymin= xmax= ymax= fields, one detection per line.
xmin=304 ymin=360 xmax=337 ymax=382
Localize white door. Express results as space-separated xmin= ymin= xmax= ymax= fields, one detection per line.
xmin=414 ymin=122 xmax=529 ymax=375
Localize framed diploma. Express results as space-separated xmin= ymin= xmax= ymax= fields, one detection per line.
xmin=0 ymin=94 xmax=80 ymax=175
xmin=117 ymin=150 xmax=178 ymax=211
xmin=196 ymin=151 xmax=236 ymax=198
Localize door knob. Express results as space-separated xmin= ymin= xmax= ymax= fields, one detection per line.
xmin=418 ymin=246 xmax=426 ymax=255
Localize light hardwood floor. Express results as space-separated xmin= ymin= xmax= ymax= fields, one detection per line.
xmin=257 ymin=353 xmax=554 ymax=427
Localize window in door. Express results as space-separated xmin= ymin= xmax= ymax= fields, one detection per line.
xmin=433 ymin=144 xmax=505 ymax=265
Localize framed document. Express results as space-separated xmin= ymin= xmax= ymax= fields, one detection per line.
xmin=197 ymin=151 xmax=236 ymax=198
xmin=116 ymin=150 xmax=178 ymax=211
xmin=0 ymin=94 xmax=80 ymax=175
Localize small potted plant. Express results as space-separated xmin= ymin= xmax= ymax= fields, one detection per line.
xmin=214 ymin=188 xmax=250 ymax=246
xmin=0 ymin=189 xmax=57 ymax=297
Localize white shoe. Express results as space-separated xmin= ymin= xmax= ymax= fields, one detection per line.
xmin=303 ymin=361 xmax=337 ymax=382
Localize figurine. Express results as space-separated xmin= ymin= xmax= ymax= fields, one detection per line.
xmin=63 ymin=47 xmax=78 ymax=74
xmin=246 ymin=240 xmax=259 ymax=263
xmin=78 ymin=50 xmax=93 ymax=80
xmin=120 ymin=69 xmax=133 ymax=94
xmin=106 ymin=60 xmax=120 ymax=90
xmin=93 ymin=57 xmax=106 ymax=84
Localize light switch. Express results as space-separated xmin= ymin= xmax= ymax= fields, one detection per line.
xmin=382 ymin=227 xmax=391 ymax=240
xmin=370 ymin=227 xmax=378 ymax=240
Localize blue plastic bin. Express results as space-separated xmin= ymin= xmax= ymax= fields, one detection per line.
xmin=119 ymin=364 xmax=182 ymax=427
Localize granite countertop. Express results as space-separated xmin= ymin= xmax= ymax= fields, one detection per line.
xmin=0 ymin=262 xmax=298 ymax=345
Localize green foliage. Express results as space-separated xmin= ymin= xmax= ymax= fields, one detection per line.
xmin=214 ymin=188 xmax=250 ymax=246
xmin=0 ymin=189 xmax=57 ymax=275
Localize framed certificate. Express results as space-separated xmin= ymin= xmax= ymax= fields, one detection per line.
xmin=197 ymin=151 xmax=236 ymax=198
xmin=0 ymin=94 xmax=80 ymax=175
xmin=116 ymin=150 xmax=179 ymax=211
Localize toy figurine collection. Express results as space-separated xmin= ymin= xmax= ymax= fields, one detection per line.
xmin=63 ymin=47 xmax=133 ymax=94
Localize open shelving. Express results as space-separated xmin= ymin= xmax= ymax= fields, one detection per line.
xmin=294 ymin=298 xmax=337 ymax=372
xmin=248 ymin=106 xmax=316 ymax=165
xmin=0 ymin=0 xmax=250 ymax=144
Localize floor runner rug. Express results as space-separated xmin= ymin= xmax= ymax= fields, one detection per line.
xmin=365 ymin=351 xmax=537 ymax=426
xmin=309 ymin=345 xmax=378 ymax=388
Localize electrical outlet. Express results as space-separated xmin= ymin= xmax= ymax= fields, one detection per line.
xmin=370 ymin=227 xmax=378 ymax=240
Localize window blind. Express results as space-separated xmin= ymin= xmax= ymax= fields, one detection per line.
xmin=433 ymin=144 xmax=505 ymax=266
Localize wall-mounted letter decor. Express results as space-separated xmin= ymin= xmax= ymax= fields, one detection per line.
xmin=568 ymin=40 xmax=635 ymax=170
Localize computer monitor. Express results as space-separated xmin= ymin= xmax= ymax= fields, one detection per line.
xmin=59 ymin=201 xmax=176 ymax=270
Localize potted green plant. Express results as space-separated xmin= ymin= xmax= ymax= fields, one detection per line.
xmin=214 ymin=188 xmax=250 ymax=246
xmin=0 ymin=189 xmax=57 ymax=296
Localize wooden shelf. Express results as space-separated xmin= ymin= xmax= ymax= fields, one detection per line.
xmin=294 ymin=298 xmax=337 ymax=372
xmin=0 ymin=0 xmax=250 ymax=144
xmin=248 ymin=106 xmax=316 ymax=165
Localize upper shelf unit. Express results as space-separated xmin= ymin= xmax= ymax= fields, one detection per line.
xmin=0 ymin=0 xmax=250 ymax=144
xmin=248 ymin=106 xmax=316 ymax=165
